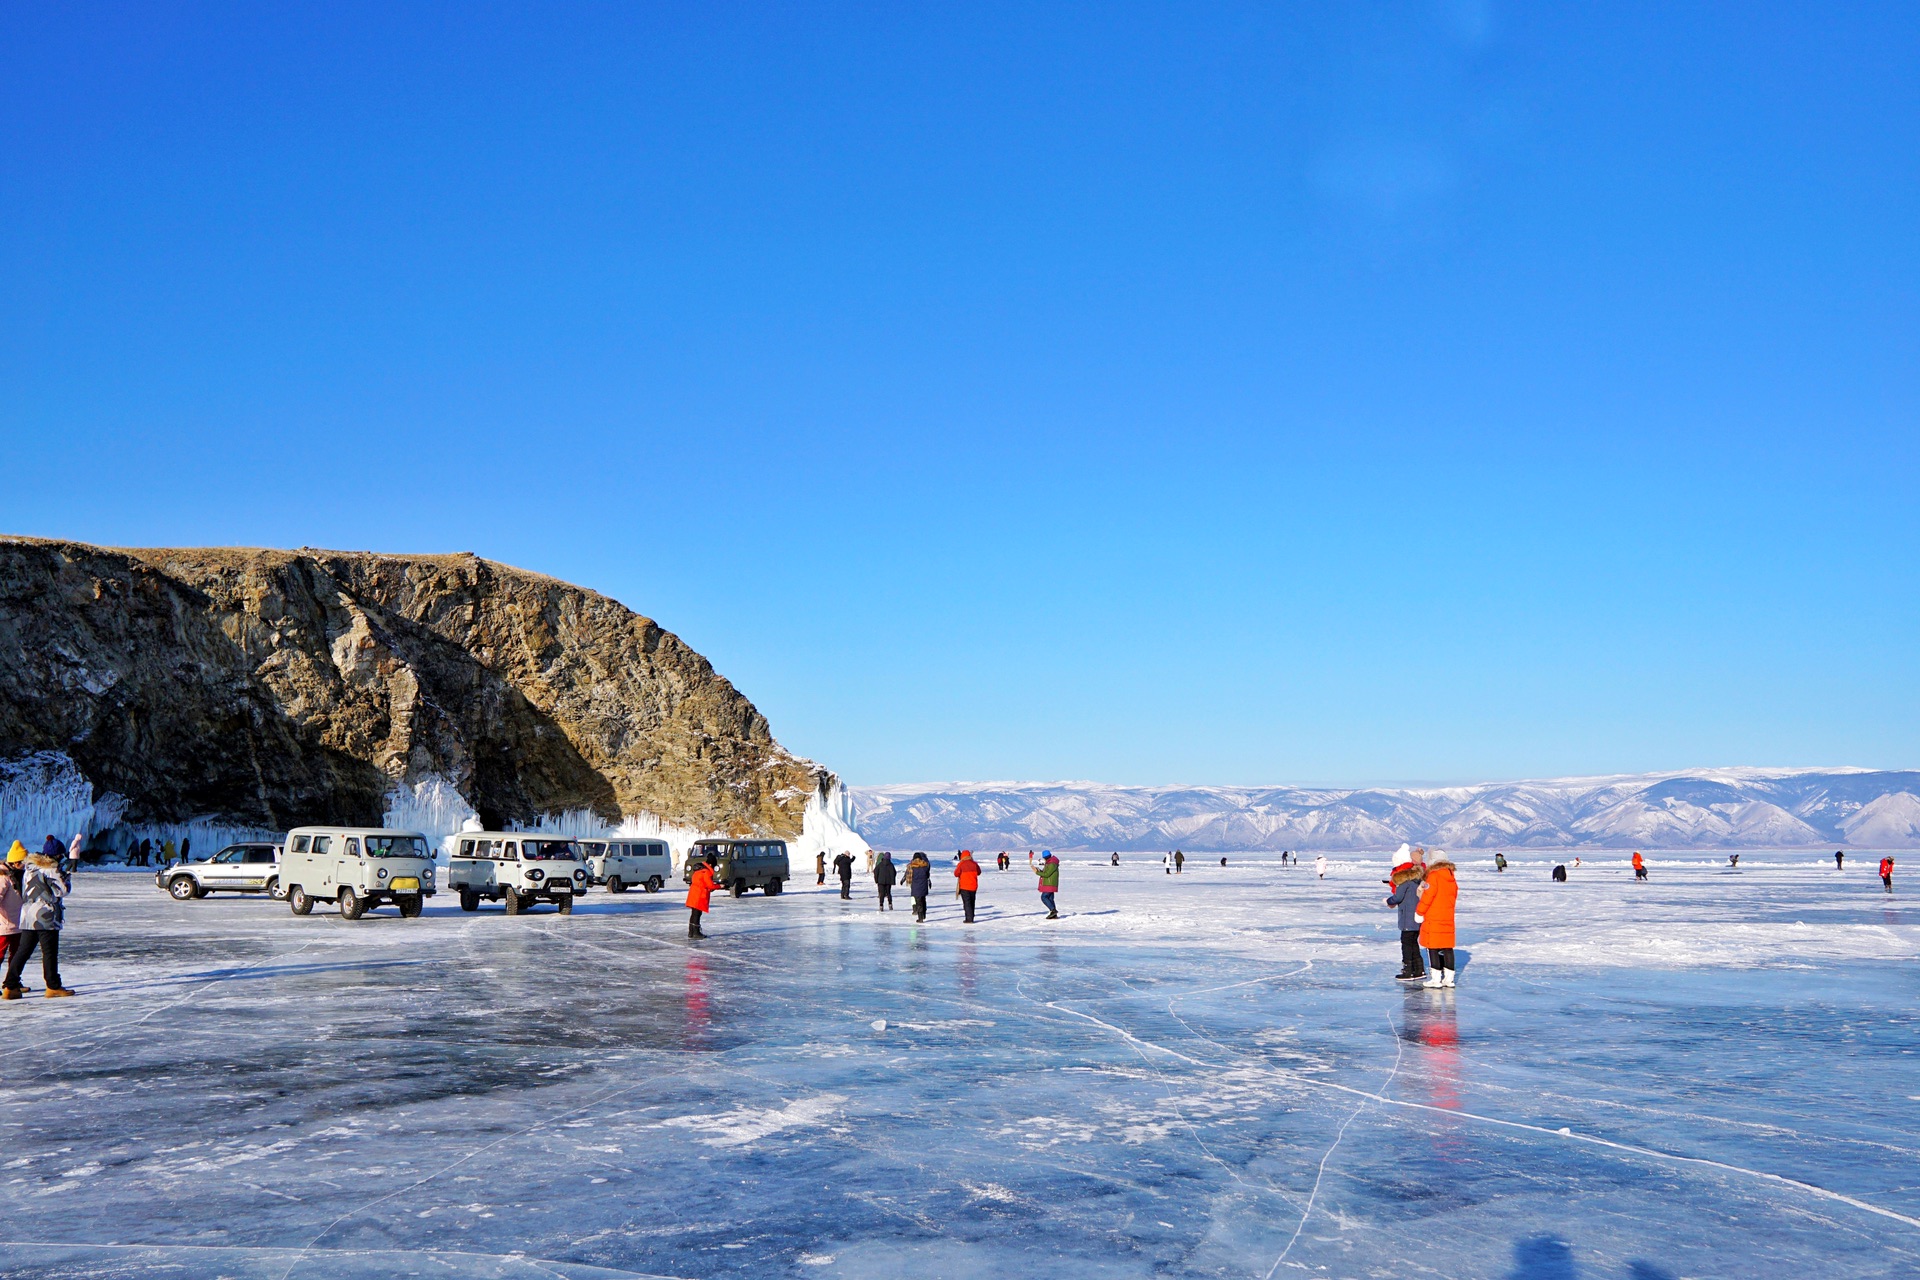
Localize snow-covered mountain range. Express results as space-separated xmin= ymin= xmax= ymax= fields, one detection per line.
xmin=848 ymin=769 xmax=1920 ymax=852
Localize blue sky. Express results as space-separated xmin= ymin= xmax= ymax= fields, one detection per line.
xmin=3 ymin=3 xmax=1915 ymax=787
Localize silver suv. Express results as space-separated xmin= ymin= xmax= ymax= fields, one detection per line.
xmin=157 ymin=843 xmax=285 ymax=900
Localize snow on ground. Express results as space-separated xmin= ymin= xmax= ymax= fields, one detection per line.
xmin=1 ymin=852 xmax=1917 ymax=1278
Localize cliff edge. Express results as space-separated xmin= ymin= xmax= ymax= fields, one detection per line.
xmin=0 ymin=537 xmax=829 ymax=835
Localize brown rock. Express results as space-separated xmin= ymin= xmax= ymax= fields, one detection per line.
xmin=0 ymin=537 xmax=829 ymax=835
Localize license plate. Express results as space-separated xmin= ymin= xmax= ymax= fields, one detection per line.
xmin=550 ymin=882 xmax=572 ymax=893
xmin=391 ymin=877 xmax=420 ymax=891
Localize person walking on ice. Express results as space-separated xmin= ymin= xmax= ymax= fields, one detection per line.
xmin=1385 ymin=858 xmax=1426 ymax=983
xmin=1162 ymin=851 xmax=1173 ymax=875
xmin=1632 ymin=851 xmax=1648 ymax=882
xmin=1033 ymin=850 xmax=1060 ymax=919
xmin=1417 ymin=852 xmax=1458 ymax=988
xmin=833 ymin=850 xmax=855 ymax=900
xmin=4 ymin=842 xmax=73 ymax=997
xmin=686 ymin=853 xmax=719 ymax=940
xmin=907 ymin=852 xmax=932 ymax=921
xmin=1174 ymin=849 xmax=1184 ymax=873
xmin=954 ymin=849 xmax=981 ymax=923
xmin=1836 ymin=850 xmax=1846 ymax=870
xmin=873 ymin=850 xmax=896 ymax=910
xmin=1881 ymin=856 xmax=1895 ymax=893
xmin=1314 ymin=854 xmax=1328 ymax=879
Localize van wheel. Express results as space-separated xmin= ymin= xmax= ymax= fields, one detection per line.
xmin=647 ymin=875 xmax=664 ymax=893
xmin=607 ymin=876 xmax=625 ymax=894
xmin=765 ymin=879 xmax=782 ymax=896
xmin=398 ymin=894 xmax=423 ymax=919
xmin=459 ymin=889 xmax=479 ymax=912
xmin=167 ymin=876 xmax=198 ymax=901
xmin=558 ymin=894 xmax=574 ymax=915
xmin=339 ymin=887 xmax=365 ymax=920
xmin=266 ymin=876 xmax=285 ymax=900
xmin=289 ymin=887 xmax=312 ymax=916
xmin=505 ymin=886 xmax=523 ymax=915
xmin=731 ymin=878 xmax=747 ymax=898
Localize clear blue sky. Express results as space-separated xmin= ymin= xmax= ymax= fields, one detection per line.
xmin=3 ymin=3 xmax=1915 ymax=787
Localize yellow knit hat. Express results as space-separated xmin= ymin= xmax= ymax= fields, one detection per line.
xmin=5 ymin=841 xmax=25 ymax=865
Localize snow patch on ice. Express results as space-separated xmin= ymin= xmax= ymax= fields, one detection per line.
xmin=659 ymin=1094 xmax=846 ymax=1148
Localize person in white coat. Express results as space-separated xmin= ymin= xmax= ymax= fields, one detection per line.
xmin=1162 ymin=851 xmax=1173 ymax=875
xmin=1314 ymin=854 xmax=1329 ymax=879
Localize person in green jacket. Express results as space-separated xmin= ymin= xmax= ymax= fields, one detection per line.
xmin=1032 ymin=850 xmax=1060 ymax=919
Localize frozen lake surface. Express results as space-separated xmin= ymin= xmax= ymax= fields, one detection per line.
xmin=2 ymin=851 xmax=1917 ymax=1279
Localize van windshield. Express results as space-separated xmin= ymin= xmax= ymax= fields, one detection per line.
xmin=522 ymin=839 xmax=578 ymax=861
xmin=364 ymin=836 xmax=427 ymax=858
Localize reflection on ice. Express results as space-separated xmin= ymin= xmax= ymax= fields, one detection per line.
xmin=0 ymin=853 xmax=1916 ymax=1278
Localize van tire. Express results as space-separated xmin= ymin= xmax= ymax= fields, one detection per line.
xmin=167 ymin=876 xmax=198 ymax=901
xmin=505 ymin=886 xmax=523 ymax=915
xmin=398 ymin=894 xmax=423 ymax=918
xmin=647 ymin=876 xmax=664 ymax=893
xmin=607 ymin=876 xmax=625 ymax=894
xmin=289 ymin=887 xmax=312 ymax=916
xmin=459 ymin=889 xmax=479 ymax=912
xmin=765 ymin=879 xmax=782 ymax=896
xmin=731 ymin=878 xmax=747 ymax=898
xmin=339 ymin=887 xmax=365 ymax=921
xmin=558 ymin=894 xmax=574 ymax=915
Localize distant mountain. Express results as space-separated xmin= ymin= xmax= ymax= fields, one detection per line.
xmin=848 ymin=769 xmax=1920 ymax=851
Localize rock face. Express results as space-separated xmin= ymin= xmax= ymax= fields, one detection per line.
xmin=0 ymin=537 xmax=829 ymax=835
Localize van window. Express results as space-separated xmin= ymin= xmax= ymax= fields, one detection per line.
xmin=522 ymin=839 xmax=577 ymax=861
xmin=312 ymin=836 xmax=332 ymax=855
xmin=504 ymin=842 xmax=518 ymax=859
xmin=366 ymin=835 xmax=426 ymax=858
xmin=458 ymin=839 xmax=474 ymax=856
xmin=344 ymin=838 xmax=360 ymax=857
xmin=292 ymin=836 xmax=310 ymax=853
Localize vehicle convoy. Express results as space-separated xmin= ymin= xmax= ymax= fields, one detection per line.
xmin=281 ymin=827 xmax=436 ymax=919
xmin=157 ymin=842 xmax=285 ymax=900
xmin=577 ymin=839 xmax=672 ymax=893
xmin=449 ymin=832 xmax=589 ymax=914
xmin=682 ymin=838 xmax=789 ymax=897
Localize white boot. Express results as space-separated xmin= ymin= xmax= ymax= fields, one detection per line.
xmin=1423 ymin=970 xmax=1443 ymax=989
xmin=1441 ymin=969 xmax=1455 ymax=987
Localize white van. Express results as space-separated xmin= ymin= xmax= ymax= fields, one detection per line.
xmin=448 ymin=832 xmax=589 ymax=914
xmin=281 ymin=827 xmax=436 ymax=920
xmin=577 ymin=839 xmax=673 ymax=893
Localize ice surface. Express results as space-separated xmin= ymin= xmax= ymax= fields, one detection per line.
xmin=1 ymin=853 xmax=1917 ymax=1278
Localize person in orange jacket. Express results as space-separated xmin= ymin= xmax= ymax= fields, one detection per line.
xmin=1881 ymin=856 xmax=1895 ymax=893
xmin=1417 ymin=852 xmax=1458 ymax=988
xmin=686 ymin=853 xmax=719 ymax=939
xmin=954 ymin=850 xmax=982 ymax=924
xmin=1632 ymin=851 xmax=1647 ymax=882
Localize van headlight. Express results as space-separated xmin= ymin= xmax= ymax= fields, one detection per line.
xmin=574 ymin=868 xmax=588 ymax=882
xmin=377 ymin=867 xmax=388 ymax=880
xmin=528 ymin=868 xmax=545 ymax=882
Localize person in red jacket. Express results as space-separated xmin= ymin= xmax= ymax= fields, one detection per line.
xmin=686 ymin=854 xmax=719 ymax=939
xmin=1881 ymin=856 xmax=1895 ymax=894
xmin=954 ymin=850 xmax=982 ymax=923
xmin=1417 ymin=853 xmax=1459 ymax=988
xmin=1632 ymin=851 xmax=1647 ymax=882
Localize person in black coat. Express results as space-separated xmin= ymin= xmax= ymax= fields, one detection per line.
xmin=872 ymin=852 xmax=896 ymax=911
xmin=907 ymin=853 xmax=932 ymax=921
xmin=832 ymin=851 xmax=855 ymax=899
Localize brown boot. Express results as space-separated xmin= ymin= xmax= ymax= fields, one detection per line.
xmin=45 ymin=988 xmax=74 ymax=998
xmin=0 ymin=988 xmax=20 ymax=1001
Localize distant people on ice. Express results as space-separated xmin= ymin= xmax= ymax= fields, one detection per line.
xmin=907 ymin=852 xmax=932 ymax=920
xmin=954 ymin=849 xmax=981 ymax=923
xmin=873 ymin=851 xmax=896 ymax=910
xmin=1313 ymin=854 xmax=1328 ymax=879
xmin=1385 ymin=859 xmax=1426 ymax=983
xmin=1417 ymin=852 xmax=1458 ymax=988
xmin=816 ymin=851 xmax=826 ymax=886
xmin=1162 ymin=851 xmax=1173 ymax=875
xmin=1110 ymin=852 xmax=1119 ymax=866
xmin=1551 ymin=864 xmax=1568 ymax=882
xmin=1835 ymin=850 xmax=1846 ymax=869
xmin=1632 ymin=851 xmax=1648 ymax=882
xmin=1881 ymin=856 xmax=1895 ymax=893
xmin=686 ymin=853 xmax=719 ymax=939
xmin=998 ymin=851 xmax=1011 ymax=871
xmin=1493 ymin=852 xmax=1508 ymax=873
xmin=1174 ymin=849 xmax=1185 ymax=873
xmin=1728 ymin=853 xmax=1740 ymax=868
xmin=1033 ymin=850 xmax=1060 ymax=919
xmin=833 ymin=851 xmax=855 ymax=899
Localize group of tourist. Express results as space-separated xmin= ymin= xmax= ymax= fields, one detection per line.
xmin=730 ymin=847 xmax=1063 ymax=938
xmin=1383 ymin=846 xmax=1458 ymax=988
xmin=0 ymin=834 xmax=75 ymax=998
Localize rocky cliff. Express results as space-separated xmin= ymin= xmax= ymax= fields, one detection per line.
xmin=0 ymin=537 xmax=829 ymax=835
